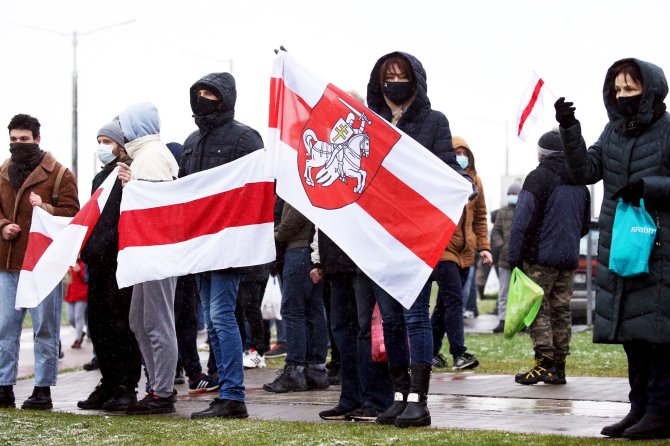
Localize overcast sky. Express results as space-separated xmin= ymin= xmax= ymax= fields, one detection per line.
xmin=2 ymin=0 xmax=669 ymax=216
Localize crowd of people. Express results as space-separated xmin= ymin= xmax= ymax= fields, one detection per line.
xmin=0 ymin=53 xmax=668 ymax=439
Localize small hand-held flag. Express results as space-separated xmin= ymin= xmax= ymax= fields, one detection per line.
xmin=516 ymin=72 xmax=548 ymax=142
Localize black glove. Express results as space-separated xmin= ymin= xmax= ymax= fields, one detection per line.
xmin=554 ymin=97 xmax=578 ymax=128
xmin=611 ymin=180 xmax=644 ymax=206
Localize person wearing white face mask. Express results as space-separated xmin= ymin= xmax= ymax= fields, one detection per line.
xmin=490 ymin=182 xmax=522 ymax=334
xmin=77 ymin=119 xmax=142 ymax=412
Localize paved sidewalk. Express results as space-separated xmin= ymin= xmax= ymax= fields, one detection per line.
xmin=12 ymin=316 xmax=629 ymax=438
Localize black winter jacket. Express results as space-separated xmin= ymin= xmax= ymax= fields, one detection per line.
xmin=180 ymin=72 xmax=263 ymax=177
xmin=507 ymin=153 xmax=590 ymax=270
xmin=81 ymin=160 xmax=130 ymax=269
xmin=561 ymin=58 xmax=670 ymax=344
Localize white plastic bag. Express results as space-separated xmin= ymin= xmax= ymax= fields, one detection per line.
xmin=483 ymin=267 xmax=500 ymax=298
xmin=261 ymin=276 xmax=282 ymax=320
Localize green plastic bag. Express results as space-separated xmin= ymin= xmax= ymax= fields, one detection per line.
xmin=504 ymin=267 xmax=544 ymax=339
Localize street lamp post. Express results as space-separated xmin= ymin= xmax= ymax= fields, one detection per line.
xmin=15 ymin=20 xmax=136 ymax=181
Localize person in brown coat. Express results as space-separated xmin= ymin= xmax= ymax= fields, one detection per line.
xmin=430 ymin=136 xmax=492 ymax=370
xmin=0 ymin=114 xmax=79 ymax=410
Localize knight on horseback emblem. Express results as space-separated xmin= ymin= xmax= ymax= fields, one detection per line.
xmin=302 ymin=98 xmax=372 ymax=194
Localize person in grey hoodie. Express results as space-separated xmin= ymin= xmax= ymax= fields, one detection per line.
xmin=116 ymin=102 xmax=180 ymax=416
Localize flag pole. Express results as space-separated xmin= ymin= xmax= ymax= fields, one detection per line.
xmin=533 ymin=70 xmax=558 ymax=100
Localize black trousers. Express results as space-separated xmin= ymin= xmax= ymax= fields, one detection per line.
xmin=625 ymin=340 xmax=670 ymax=416
xmin=235 ymin=279 xmax=269 ymax=355
xmin=174 ymin=275 xmax=202 ymax=380
xmin=87 ymin=264 xmax=141 ymax=390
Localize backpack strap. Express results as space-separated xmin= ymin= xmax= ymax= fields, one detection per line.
xmin=51 ymin=165 xmax=68 ymax=206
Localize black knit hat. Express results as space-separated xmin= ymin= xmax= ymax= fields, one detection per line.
xmin=537 ymin=128 xmax=564 ymax=154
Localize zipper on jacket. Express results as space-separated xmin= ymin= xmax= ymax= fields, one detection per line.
xmin=655 ymin=211 xmax=661 ymax=248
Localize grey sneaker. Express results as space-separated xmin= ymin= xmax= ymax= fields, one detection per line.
xmin=452 ymin=353 xmax=479 ymax=370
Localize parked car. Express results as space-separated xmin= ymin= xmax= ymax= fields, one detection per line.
xmin=572 ymin=220 xmax=599 ymax=324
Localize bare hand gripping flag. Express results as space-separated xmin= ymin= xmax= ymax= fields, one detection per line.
xmin=16 ymin=168 xmax=118 ymax=309
xmin=268 ymin=51 xmax=472 ymax=308
xmin=116 ymin=149 xmax=275 ymax=288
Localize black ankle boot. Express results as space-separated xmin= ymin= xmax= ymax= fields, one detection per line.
xmin=22 ymin=386 xmax=52 ymax=410
xmin=395 ymin=364 xmax=431 ymax=428
xmin=601 ymin=411 xmax=644 ymax=438
xmin=0 ymin=385 xmax=15 ymax=409
xmin=622 ymin=413 xmax=670 ymax=440
xmin=376 ymin=365 xmax=410 ymax=425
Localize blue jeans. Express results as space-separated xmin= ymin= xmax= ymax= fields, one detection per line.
xmin=0 ymin=272 xmax=62 ymax=386
xmin=280 ymin=248 xmax=327 ymax=366
xmin=431 ymin=261 xmax=469 ymax=358
xmin=197 ymin=270 xmax=244 ymax=401
xmin=328 ymin=273 xmax=362 ymax=411
xmin=404 ymin=281 xmax=433 ymax=366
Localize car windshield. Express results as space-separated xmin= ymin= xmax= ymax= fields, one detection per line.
xmin=579 ymin=229 xmax=599 ymax=256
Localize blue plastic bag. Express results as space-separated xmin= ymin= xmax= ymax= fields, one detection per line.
xmin=609 ymin=198 xmax=657 ymax=277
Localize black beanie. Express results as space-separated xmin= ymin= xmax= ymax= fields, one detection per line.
xmin=537 ymin=128 xmax=564 ymax=154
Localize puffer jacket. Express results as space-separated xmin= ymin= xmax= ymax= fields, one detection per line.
xmin=561 ymin=58 xmax=670 ymax=344
xmin=508 ymin=152 xmax=590 ymax=270
xmin=180 ymin=72 xmax=263 ymax=177
xmin=0 ymin=152 xmax=79 ymax=271
xmin=440 ymin=138 xmax=490 ymax=267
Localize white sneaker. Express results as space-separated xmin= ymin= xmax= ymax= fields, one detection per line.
xmin=243 ymin=349 xmax=266 ymax=369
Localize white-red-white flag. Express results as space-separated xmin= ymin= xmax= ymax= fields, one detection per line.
xmin=15 ymin=168 xmax=119 ymax=309
xmin=268 ymin=52 xmax=472 ymax=309
xmin=116 ymin=149 xmax=275 ymax=288
xmin=516 ymin=72 xmax=546 ymax=142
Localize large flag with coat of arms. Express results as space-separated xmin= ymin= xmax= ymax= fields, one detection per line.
xmin=267 ymin=51 xmax=472 ymax=308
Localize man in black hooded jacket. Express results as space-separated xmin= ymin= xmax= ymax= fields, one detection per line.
xmin=182 ymin=72 xmax=264 ymax=420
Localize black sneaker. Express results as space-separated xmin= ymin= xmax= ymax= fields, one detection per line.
xmin=452 ymin=353 xmax=479 ymax=370
xmin=492 ymin=320 xmax=505 ymax=334
xmin=305 ymin=367 xmax=329 ymax=390
xmin=0 ymin=385 xmax=15 ymax=409
xmin=188 ymin=373 xmax=219 ymax=394
xmin=77 ymin=384 xmax=113 ymax=410
xmin=264 ymin=343 xmax=288 ymax=358
xmin=262 ymin=365 xmax=308 ymax=393
xmin=21 ymin=386 xmax=53 ymax=410
xmin=125 ymin=393 xmax=175 ymax=415
xmin=319 ymin=405 xmax=355 ymax=421
xmin=345 ymin=406 xmax=379 ymax=422
xmin=431 ymin=353 xmax=448 ymax=369
xmin=191 ymin=398 xmax=248 ymax=419
xmin=515 ymin=356 xmax=560 ymax=385
xmin=102 ymin=385 xmax=137 ymax=412
xmin=83 ymin=357 xmax=99 ymax=371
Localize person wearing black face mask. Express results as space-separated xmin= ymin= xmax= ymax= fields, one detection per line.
xmin=362 ymin=52 xmax=475 ymax=428
xmin=555 ymin=59 xmax=670 ymax=440
xmin=0 ymin=114 xmax=80 ymax=411
xmin=181 ymin=72 xmax=265 ymax=420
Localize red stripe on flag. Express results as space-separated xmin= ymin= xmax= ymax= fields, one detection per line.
xmin=119 ymin=182 xmax=274 ymax=249
xmin=357 ymin=167 xmax=457 ymax=267
xmin=269 ymin=78 xmax=313 ymax=149
xmin=517 ymin=78 xmax=544 ymax=136
xmin=71 ymin=187 xmax=103 ymax=249
xmin=21 ymin=232 xmax=53 ymax=272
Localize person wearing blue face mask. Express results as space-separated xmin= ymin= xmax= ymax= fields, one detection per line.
xmin=490 ymin=182 xmax=521 ymax=334
xmin=430 ymin=136 xmax=492 ymax=373
xmin=78 ymin=119 xmax=142 ymax=413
